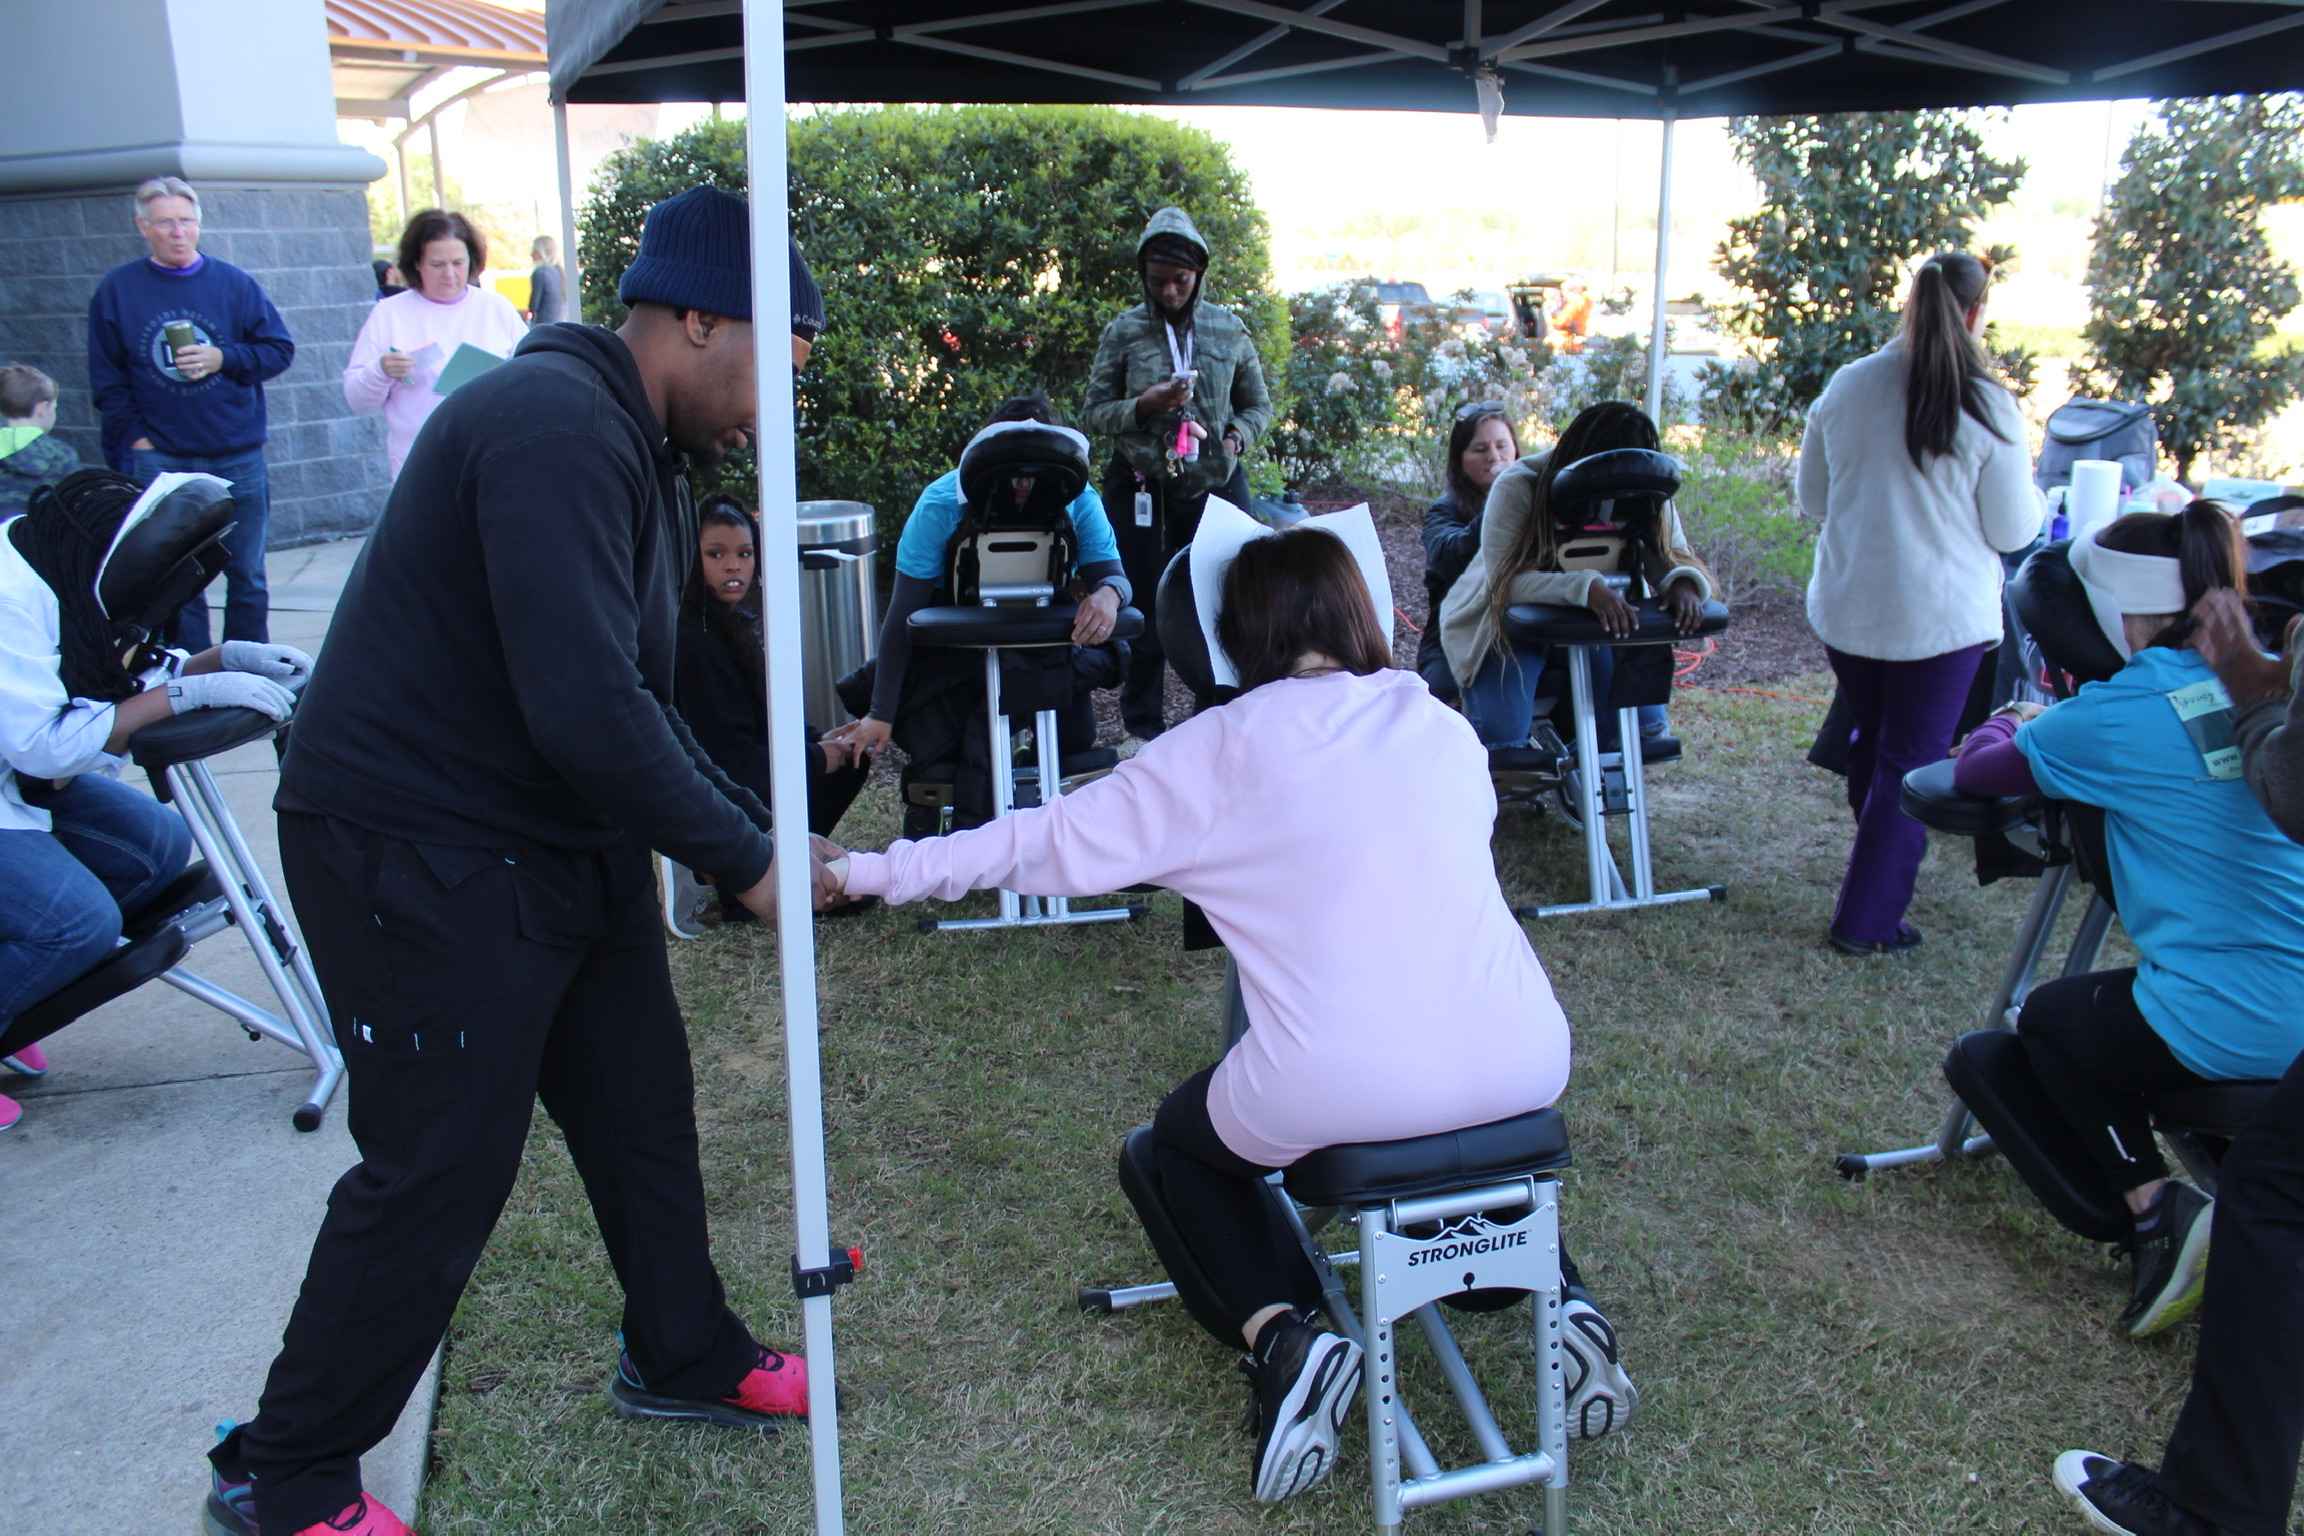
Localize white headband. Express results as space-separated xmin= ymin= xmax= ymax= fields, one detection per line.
xmin=2068 ymin=527 xmax=2189 ymax=660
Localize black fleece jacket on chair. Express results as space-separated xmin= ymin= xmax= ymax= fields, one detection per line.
xmin=278 ymin=322 xmax=776 ymax=892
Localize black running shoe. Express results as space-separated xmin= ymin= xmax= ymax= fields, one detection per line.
xmin=2052 ymin=1452 xmax=2217 ymax=1535
xmin=1239 ymin=1310 xmax=1362 ymax=1503
xmin=2119 ymin=1183 xmax=2212 ymax=1338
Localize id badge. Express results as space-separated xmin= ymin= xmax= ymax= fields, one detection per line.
xmin=1134 ymin=489 xmax=1154 ymax=529
xmin=2166 ymin=679 xmax=2243 ymax=781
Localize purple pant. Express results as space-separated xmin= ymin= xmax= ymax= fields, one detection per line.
xmin=1825 ymin=642 xmax=1990 ymax=944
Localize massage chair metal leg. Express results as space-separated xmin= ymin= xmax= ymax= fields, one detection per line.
xmin=164 ymin=758 xmax=342 ymax=1130
xmin=1522 ymin=645 xmax=1721 ymax=921
xmin=925 ymin=649 xmax=1143 ymax=934
xmin=1836 ymin=870 xmax=2115 ymax=1180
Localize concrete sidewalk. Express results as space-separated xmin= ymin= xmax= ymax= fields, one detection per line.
xmin=0 ymin=538 xmax=440 ymax=1530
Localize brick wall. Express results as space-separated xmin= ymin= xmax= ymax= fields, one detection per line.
xmin=0 ymin=183 xmax=389 ymax=545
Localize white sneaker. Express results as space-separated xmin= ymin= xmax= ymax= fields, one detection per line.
xmin=1561 ymin=1297 xmax=1638 ymax=1440
xmin=660 ymin=856 xmax=711 ymax=941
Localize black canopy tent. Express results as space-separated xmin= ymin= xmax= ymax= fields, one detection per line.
xmin=542 ymin=4 xmax=2303 ymax=1531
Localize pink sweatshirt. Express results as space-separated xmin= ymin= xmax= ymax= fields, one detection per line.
xmin=344 ymin=287 xmax=530 ymax=480
xmin=844 ymin=668 xmax=1573 ymax=1165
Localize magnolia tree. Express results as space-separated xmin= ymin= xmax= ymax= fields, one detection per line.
xmin=2074 ymin=94 xmax=2304 ymax=482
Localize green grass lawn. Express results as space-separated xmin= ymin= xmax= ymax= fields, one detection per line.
xmin=417 ymin=676 xmax=2236 ymax=1535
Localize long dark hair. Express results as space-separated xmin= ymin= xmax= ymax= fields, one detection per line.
xmin=1476 ymin=400 xmax=1658 ymax=671
xmin=1444 ymin=403 xmax=1521 ymax=514
xmin=685 ymin=496 xmax=762 ymax=680
xmin=2095 ymin=500 xmax=2248 ymax=651
xmin=1218 ymin=526 xmax=1393 ymax=692
xmin=5 ymin=470 xmax=146 ymax=702
xmin=1901 ymin=251 xmax=2008 ymax=470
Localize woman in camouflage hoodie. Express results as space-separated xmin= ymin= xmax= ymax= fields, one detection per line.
xmin=1082 ymin=207 xmax=1272 ymax=739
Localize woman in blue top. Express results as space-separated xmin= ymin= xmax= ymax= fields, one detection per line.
xmin=1954 ymin=502 xmax=2304 ymax=1338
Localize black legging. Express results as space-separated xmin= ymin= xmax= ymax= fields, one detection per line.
xmin=1103 ymin=459 xmax=1251 ymax=727
xmin=1151 ymin=1064 xmax=1584 ymax=1335
xmin=2019 ymin=967 xmax=2217 ymax=1193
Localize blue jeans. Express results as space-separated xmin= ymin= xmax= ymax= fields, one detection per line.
xmin=1459 ymin=638 xmax=1621 ymax=751
xmin=0 ymin=775 xmax=193 ymax=1033
xmin=132 ymin=445 xmax=271 ymax=648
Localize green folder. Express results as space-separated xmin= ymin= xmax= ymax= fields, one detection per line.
xmin=432 ymin=342 xmax=504 ymax=397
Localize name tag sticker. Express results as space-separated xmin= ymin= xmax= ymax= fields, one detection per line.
xmin=2166 ymin=679 xmax=2243 ymax=780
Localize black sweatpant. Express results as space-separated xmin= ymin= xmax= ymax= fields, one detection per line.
xmin=213 ymin=813 xmax=758 ymax=1531
xmin=2019 ymin=968 xmax=2215 ymax=1194
xmin=2163 ymin=1048 xmax=2304 ymax=1534
xmin=1104 ymin=458 xmax=1251 ymax=731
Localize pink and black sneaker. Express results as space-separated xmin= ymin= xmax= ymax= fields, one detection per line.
xmin=204 ymin=1425 xmax=414 ymax=1536
xmin=608 ymin=1342 xmax=810 ymax=1430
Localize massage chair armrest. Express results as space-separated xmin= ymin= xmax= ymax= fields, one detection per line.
xmin=1501 ymin=598 xmax=1729 ymax=648
xmin=909 ymin=603 xmax=1145 ymax=649
xmin=1898 ymin=758 xmax=2040 ymax=839
xmin=128 ymin=706 xmax=287 ymax=773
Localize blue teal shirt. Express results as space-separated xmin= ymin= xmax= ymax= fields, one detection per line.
xmin=894 ymin=469 xmax=1122 ymax=585
xmin=2018 ymin=647 xmax=2304 ymax=1080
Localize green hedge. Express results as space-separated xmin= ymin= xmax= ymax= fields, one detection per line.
xmin=577 ymin=107 xmax=1288 ymax=531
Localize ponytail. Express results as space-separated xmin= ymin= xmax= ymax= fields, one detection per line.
xmin=1900 ymin=252 xmax=2008 ymax=471
xmin=2096 ymin=501 xmax=2248 ymax=650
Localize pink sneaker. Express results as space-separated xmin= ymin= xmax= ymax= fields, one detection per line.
xmin=0 ymin=1092 xmax=19 ymax=1132
xmin=3 ymin=1042 xmax=47 ymax=1076
xmin=608 ymin=1343 xmax=809 ymax=1429
xmin=299 ymin=1495 xmax=415 ymax=1535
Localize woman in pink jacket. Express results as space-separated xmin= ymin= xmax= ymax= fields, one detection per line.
xmin=832 ymin=527 xmax=1629 ymax=1503
xmin=343 ymin=210 xmax=528 ymax=481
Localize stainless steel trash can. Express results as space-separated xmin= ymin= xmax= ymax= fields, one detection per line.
xmin=796 ymin=500 xmax=878 ymax=726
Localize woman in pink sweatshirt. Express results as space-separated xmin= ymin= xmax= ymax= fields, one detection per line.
xmin=835 ymin=527 xmax=1629 ymax=1503
xmin=343 ymin=210 xmax=529 ymax=481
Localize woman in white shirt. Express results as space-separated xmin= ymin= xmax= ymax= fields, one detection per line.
xmin=0 ymin=471 xmax=304 ymax=1129
xmin=1799 ymin=251 xmax=2039 ymax=955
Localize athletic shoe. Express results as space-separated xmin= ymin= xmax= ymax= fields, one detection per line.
xmin=609 ymin=1343 xmax=809 ymax=1430
xmin=1560 ymin=1297 xmax=1639 ymax=1440
xmin=2052 ymin=1451 xmax=2217 ymax=1535
xmin=5 ymin=1042 xmax=48 ymax=1076
xmin=2120 ymin=1182 xmax=2212 ymax=1338
xmin=660 ymin=856 xmax=711 ymax=942
xmin=1828 ymin=923 xmax=1925 ymax=957
xmin=0 ymin=1092 xmax=19 ymax=1132
xmin=1238 ymin=1309 xmax=1363 ymax=1503
xmin=204 ymin=1476 xmax=414 ymax=1536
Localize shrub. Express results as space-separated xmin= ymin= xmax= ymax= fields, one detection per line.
xmin=1676 ymin=432 xmax=1813 ymax=606
xmin=2074 ymin=94 xmax=2304 ymax=482
xmin=576 ymin=108 xmax=1289 ymax=529
xmin=1263 ymin=284 xmax=1398 ymax=489
xmin=1705 ymin=111 xmax=2031 ymax=437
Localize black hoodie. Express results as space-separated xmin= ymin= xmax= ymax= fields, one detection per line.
xmin=277 ymin=323 xmax=774 ymax=890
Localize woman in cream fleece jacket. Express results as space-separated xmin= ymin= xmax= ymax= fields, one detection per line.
xmin=1799 ymin=251 xmax=2039 ymax=953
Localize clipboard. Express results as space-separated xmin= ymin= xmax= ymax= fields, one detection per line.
xmin=431 ymin=342 xmax=504 ymax=397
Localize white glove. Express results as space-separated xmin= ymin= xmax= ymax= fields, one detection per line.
xmin=167 ymin=672 xmax=296 ymax=721
xmin=220 ymin=640 xmax=316 ymax=693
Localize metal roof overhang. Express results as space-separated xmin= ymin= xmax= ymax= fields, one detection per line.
xmin=551 ymin=0 xmax=2304 ymax=118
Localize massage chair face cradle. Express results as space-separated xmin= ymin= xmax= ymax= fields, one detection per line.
xmin=1838 ymin=536 xmax=2298 ymax=1232
xmin=2 ymin=478 xmax=341 ymax=1129
xmin=1080 ymin=545 xmax=1578 ymax=1534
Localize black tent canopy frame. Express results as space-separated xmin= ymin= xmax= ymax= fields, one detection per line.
xmin=555 ymin=1 xmax=2304 ymax=118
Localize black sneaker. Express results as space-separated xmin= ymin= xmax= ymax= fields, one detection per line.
xmin=1560 ymin=1297 xmax=1639 ymax=1440
xmin=1238 ymin=1310 xmax=1362 ymax=1503
xmin=2119 ymin=1183 xmax=2212 ymax=1337
xmin=2052 ymin=1451 xmax=2218 ymax=1535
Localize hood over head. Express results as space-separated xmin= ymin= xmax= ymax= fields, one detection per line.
xmin=1137 ymin=207 xmax=1210 ymax=323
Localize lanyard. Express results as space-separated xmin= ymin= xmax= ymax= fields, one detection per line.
xmin=1163 ymin=320 xmax=1193 ymax=377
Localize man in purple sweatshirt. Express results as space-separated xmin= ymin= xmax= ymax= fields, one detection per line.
xmin=87 ymin=176 xmax=294 ymax=648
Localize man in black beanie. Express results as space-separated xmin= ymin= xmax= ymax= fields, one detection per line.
xmin=202 ymin=187 xmax=833 ymax=1536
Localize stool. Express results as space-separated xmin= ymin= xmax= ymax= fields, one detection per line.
xmin=1502 ymin=593 xmax=1730 ymax=919
xmin=905 ymin=602 xmax=1147 ymax=934
xmin=0 ymin=705 xmax=341 ymax=1131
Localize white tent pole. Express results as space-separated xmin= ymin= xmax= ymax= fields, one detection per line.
xmin=427 ymin=115 xmax=445 ymax=205
xmin=1643 ymin=107 xmax=1676 ymax=426
xmin=553 ymin=98 xmax=582 ymax=317
xmin=738 ymin=2 xmax=846 ymax=1533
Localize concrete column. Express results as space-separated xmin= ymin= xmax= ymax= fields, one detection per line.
xmin=0 ymin=0 xmax=394 ymax=545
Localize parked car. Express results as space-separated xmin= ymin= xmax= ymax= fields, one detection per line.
xmin=1365 ymin=280 xmax=1434 ymax=342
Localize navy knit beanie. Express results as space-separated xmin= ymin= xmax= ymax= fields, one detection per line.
xmin=619 ymin=186 xmax=753 ymax=321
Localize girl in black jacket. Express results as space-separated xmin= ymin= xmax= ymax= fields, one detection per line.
xmin=674 ymin=497 xmax=869 ymax=921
